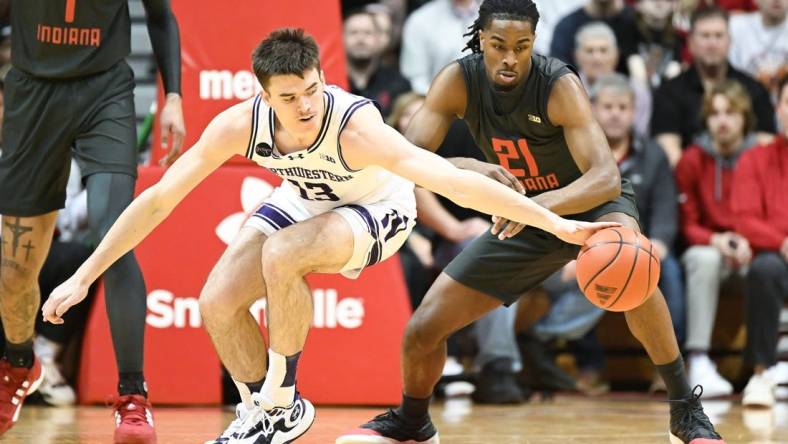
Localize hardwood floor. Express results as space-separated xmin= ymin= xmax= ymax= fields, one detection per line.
xmin=4 ymin=396 xmax=787 ymax=443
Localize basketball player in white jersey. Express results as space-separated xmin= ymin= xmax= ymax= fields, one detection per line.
xmin=41 ymin=29 xmax=616 ymax=444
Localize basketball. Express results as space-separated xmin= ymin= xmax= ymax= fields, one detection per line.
xmin=575 ymin=227 xmax=661 ymax=312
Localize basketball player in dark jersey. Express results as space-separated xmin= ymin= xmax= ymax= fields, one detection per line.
xmin=339 ymin=1 xmax=725 ymax=444
xmin=0 ymin=1 xmax=184 ymax=441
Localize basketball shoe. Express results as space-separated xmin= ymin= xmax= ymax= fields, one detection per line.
xmin=0 ymin=357 xmax=43 ymax=435
xmin=204 ymin=403 xmax=248 ymax=444
xmin=113 ymin=394 xmax=156 ymax=444
xmin=336 ymin=409 xmax=439 ymax=444
xmin=668 ymin=385 xmax=726 ymax=444
xmin=234 ymin=392 xmax=315 ymax=444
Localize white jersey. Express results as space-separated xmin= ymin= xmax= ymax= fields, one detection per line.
xmin=244 ymin=85 xmax=415 ymax=218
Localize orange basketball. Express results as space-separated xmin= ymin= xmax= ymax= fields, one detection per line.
xmin=575 ymin=227 xmax=661 ymax=312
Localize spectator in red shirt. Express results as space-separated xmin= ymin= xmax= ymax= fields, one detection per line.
xmin=733 ymin=73 xmax=788 ymax=409
xmin=676 ymin=79 xmax=757 ymax=398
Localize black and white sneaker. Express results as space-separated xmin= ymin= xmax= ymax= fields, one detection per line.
xmin=336 ymin=409 xmax=439 ymax=444
xmin=204 ymin=403 xmax=248 ymax=444
xmin=234 ymin=392 xmax=315 ymax=444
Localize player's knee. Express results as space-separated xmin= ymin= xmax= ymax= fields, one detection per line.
xmin=199 ymin=285 xmax=237 ymax=321
xmin=403 ymin=310 xmax=442 ymax=352
xmin=261 ymin=233 xmax=304 ymax=280
xmin=0 ymin=262 xmax=38 ymax=295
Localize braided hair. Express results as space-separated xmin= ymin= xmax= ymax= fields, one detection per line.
xmin=463 ymin=0 xmax=540 ymax=53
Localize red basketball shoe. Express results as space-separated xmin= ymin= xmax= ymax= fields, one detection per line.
xmin=0 ymin=357 xmax=43 ymax=435
xmin=113 ymin=394 xmax=157 ymax=444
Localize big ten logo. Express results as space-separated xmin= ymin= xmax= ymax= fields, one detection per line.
xmin=146 ymin=288 xmax=365 ymax=329
xmin=200 ymin=70 xmax=264 ymax=100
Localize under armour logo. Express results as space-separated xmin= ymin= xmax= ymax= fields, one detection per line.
xmin=255 ymin=142 xmax=272 ymax=157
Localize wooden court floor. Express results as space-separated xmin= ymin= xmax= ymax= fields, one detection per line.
xmin=4 ymin=396 xmax=787 ymax=443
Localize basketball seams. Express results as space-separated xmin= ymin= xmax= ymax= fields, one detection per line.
xmin=580 ymin=228 xmax=624 ymax=294
xmin=579 ymin=240 xmax=659 ymax=263
xmin=643 ymin=242 xmax=654 ymax=304
xmin=604 ymin=229 xmax=641 ymax=309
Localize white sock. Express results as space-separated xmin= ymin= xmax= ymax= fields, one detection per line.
xmin=261 ymin=349 xmax=296 ymax=408
xmin=232 ymin=378 xmax=255 ymax=411
xmin=33 ymin=336 xmax=62 ymax=362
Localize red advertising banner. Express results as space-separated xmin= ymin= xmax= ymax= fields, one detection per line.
xmin=150 ymin=0 xmax=348 ymax=165
xmin=78 ymin=166 xmax=411 ymax=405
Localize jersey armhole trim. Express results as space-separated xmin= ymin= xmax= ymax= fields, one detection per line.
xmin=336 ymin=99 xmax=373 ymax=173
xmin=542 ymin=69 xmax=574 ymax=128
xmin=306 ymin=91 xmax=335 ymax=153
xmin=245 ymin=95 xmax=262 ymax=159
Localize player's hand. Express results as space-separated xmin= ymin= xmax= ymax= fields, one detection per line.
xmin=41 ymin=275 xmax=91 ymax=325
xmin=159 ymin=93 xmax=186 ymax=166
xmin=552 ymin=219 xmax=621 ymax=245
xmin=459 ymin=159 xmax=526 ymax=240
xmin=462 ymin=159 xmax=525 ymax=194
xmin=490 ymin=216 xmax=526 ymax=240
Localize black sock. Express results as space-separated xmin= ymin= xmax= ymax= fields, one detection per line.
xmin=4 ymin=339 xmax=34 ymax=368
xmin=118 ymin=371 xmax=148 ymax=397
xmin=656 ymin=356 xmax=692 ymax=400
xmin=245 ymin=377 xmax=265 ymax=394
xmin=396 ymin=393 xmax=431 ymax=423
xmin=283 ymin=352 xmax=301 ymax=386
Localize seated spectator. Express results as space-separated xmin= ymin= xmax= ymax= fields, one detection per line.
xmin=532 ymin=0 xmax=586 ymax=56
xmin=674 ymin=1 xmax=757 ymax=39
xmin=400 ymin=0 xmax=479 ymax=94
xmin=344 ymin=8 xmax=411 ymax=117
xmin=364 ymin=3 xmax=399 ymax=68
xmin=728 ymin=0 xmax=788 ymax=97
xmin=591 ymin=73 xmax=685 ymax=347
xmin=676 ymin=79 xmax=758 ymax=398
xmin=550 ymin=0 xmax=638 ymax=74
xmin=732 ymin=74 xmax=788 ymax=408
xmin=574 ymin=22 xmax=652 ymax=135
xmin=652 ymin=6 xmax=775 ymax=167
xmin=630 ymin=0 xmax=684 ymax=88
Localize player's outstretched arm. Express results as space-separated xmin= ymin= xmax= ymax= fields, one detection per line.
xmin=340 ymin=105 xmax=618 ymax=245
xmin=42 ymin=102 xmax=252 ymax=324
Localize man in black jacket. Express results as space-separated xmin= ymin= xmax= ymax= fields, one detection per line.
xmin=591 ymin=73 xmax=685 ymax=343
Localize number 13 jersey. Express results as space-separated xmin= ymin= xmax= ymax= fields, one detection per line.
xmin=245 ymin=85 xmax=416 ymax=218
